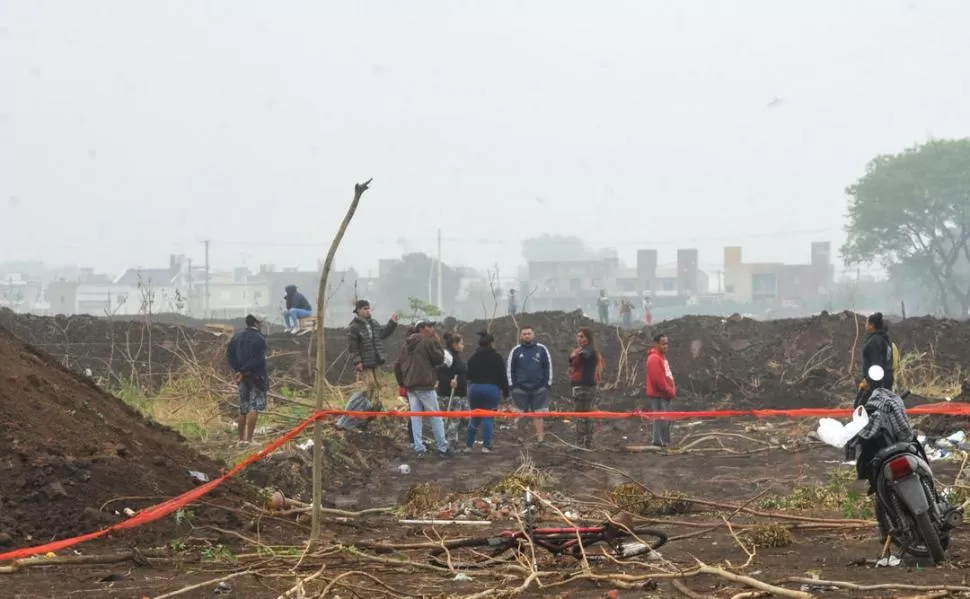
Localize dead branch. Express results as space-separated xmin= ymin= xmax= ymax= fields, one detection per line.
xmin=152 ymin=569 xmax=254 ymax=599
xmin=695 ymin=562 xmax=812 ymax=598
xmin=0 ymin=548 xmax=169 ymax=574
xmin=311 ymin=177 xmax=372 ymax=543
xmin=775 ymin=577 xmax=970 ymax=593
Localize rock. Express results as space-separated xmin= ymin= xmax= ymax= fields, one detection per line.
xmin=152 ymin=455 xmax=166 ymax=466
xmin=0 ymin=532 xmax=13 ymax=545
xmin=115 ymin=444 xmax=129 ymax=457
xmin=44 ymin=482 xmax=68 ymax=500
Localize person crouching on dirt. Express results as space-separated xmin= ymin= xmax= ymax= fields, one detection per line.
xmin=569 ymin=327 xmax=604 ymax=449
xmin=438 ymin=332 xmax=469 ymax=446
xmin=508 ymin=325 xmax=553 ymax=445
xmin=646 ymin=333 xmax=676 ymax=449
xmin=226 ymin=314 xmax=268 ymax=446
xmin=465 ymin=331 xmax=510 ymax=453
xmin=348 ymin=299 xmax=399 ymax=401
xmin=283 ymin=285 xmax=313 ymax=334
xmin=394 ymin=320 xmax=452 ymax=458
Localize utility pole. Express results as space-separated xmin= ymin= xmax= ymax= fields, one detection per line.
xmin=203 ymin=240 xmax=211 ymax=319
xmin=436 ymin=228 xmax=443 ymax=311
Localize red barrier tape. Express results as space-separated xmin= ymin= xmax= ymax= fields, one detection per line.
xmin=2 ymin=401 xmax=968 ymax=562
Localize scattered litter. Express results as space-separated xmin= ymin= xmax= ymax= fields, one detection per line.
xmin=399 ymin=519 xmax=491 ymax=526
xmin=187 ymin=470 xmax=210 ymax=484
xmin=453 ymin=573 xmax=474 ymax=582
xmin=214 ymin=580 xmax=233 ymax=594
xmin=297 ymin=439 xmax=313 ymax=451
xmin=816 ymin=407 xmax=869 ymax=448
xmin=123 ymin=507 xmax=136 ymax=517
xmin=398 ymin=464 xmax=411 ymax=474
xmin=875 ymin=555 xmax=901 ymax=567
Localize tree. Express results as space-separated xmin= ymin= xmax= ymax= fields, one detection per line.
xmin=522 ymin=234 xmax=594 ymax=262
xmin=842 ymin=139 xmax=970 ymax=317
xmin=377 ymin=252 xmax=460 ymax=312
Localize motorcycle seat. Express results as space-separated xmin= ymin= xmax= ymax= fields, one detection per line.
xmin=873 ymin=440 xmax=919 ymax=463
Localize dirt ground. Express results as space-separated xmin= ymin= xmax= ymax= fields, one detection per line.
xmin=3 ymin=415 xmax=968 ymax=598
xmin=3 ymin=308 xmax=970 ymax=598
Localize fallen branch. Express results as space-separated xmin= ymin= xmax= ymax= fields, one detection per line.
xmin=696 ymin=562 xmax=812 ymax=599
xmin=0 ymin=548 xmax=168 ymax=574
xmin=152 ymin=569 xmax=253 ymax=599
xmin=775 ymin=577 xmax=970 ymax=593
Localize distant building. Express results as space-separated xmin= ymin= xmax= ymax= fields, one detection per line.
xmin=723 ymin=241 xmax=833 ymax=305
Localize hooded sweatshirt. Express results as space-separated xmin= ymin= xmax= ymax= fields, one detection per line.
xmin=646 ymin=347 xmax=676 ymax=399
xmin=393 ymin=333 xmax=446 ymax=391
xmin=862 ymin=329 xmax=894 ymax=389
xmin=284 ymin=285 xmax=312 ymax=311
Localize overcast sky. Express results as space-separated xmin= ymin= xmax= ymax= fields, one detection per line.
xmin=2 ymin=0 xmax=969 ymax=279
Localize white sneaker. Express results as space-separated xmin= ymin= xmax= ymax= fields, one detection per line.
xmin=481 ymin=447 xmax=493 ymax=454
xmin=290 ymin=326 xmax=301 ymax=334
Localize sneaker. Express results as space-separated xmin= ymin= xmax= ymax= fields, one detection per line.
xmin=460 ymin=446 xmax=473 ymax=454
xmin=415 ymin=450 xmax=427 ymax=459
xmin=437 ymin=449 xmax=453 ymax=459
xmin=481 ymin=447 xmax=493 ymax=454
xmin=290 ymin=326 xmax=301 ymax=334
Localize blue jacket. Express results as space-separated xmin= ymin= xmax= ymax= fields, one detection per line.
xmin=507 ymin=342 xmax=552 ymax=391
xmin=227 ymin=326 xmax=268 ymax=390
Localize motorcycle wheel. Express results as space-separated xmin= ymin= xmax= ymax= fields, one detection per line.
xmin=914 ymin=511 xmax=946 ymax=564
xmin=876 ymin=501 xmax=950 ymax=561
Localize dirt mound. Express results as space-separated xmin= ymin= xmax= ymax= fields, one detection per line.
xmin=0 ymin=325 xmax=246 ymax=550
xmin=6 ymin=308 xmax=970 ymax=410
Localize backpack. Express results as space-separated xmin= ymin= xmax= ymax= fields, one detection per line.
xmin=335 ymin=389 xmax=383 ymax=432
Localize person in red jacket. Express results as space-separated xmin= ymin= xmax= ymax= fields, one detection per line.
xmin=646 ymin=333 xmax=676 ymax=448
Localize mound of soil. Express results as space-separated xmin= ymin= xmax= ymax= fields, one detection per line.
xmin=0 ymin=325 xmax=247 ymax=550
xmin=6 ymin=307 xmax=970 ymax=410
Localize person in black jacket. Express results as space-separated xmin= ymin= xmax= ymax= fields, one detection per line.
xmin=226 ymin=314 xmax=269 ymax=446
xmin=283 ymin=285 xmax=313 ymax=334
xmin=860 ymin=312 xmax=895 ymax=392
xmin=465 ymin=332 xmax=510 ymax=453
xmin=438 ymin=333 xmax=468 ymax=445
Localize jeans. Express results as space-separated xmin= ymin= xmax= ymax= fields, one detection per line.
xmin=649 ymin=397 xmax=672 ymax=447
xmin=408 ymin=389 xmax=448 ymax=454
xmin=467 ymin=384 xmax=501 ymax=449
xmin=284 ymin=308 xmax=312 ymax=328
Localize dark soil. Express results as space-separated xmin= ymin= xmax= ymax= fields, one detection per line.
xmin=0 ymin=324 xmax=251 ymax=551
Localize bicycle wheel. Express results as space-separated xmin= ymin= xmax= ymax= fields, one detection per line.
xmin=428 ymin=536 xmax=523 ymax=569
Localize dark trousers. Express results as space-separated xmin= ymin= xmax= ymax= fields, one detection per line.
xmin=573 ymin=385 xmax=598 ymax=448
xmin=648 ymin=396 xmax=672 ymax=447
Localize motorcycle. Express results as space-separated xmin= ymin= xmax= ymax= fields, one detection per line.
xmin=846 ymin=365 xmax=963 ymax=564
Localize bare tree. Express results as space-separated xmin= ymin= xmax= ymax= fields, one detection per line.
xmin=310 ymin=178 xmax=373 ymax=543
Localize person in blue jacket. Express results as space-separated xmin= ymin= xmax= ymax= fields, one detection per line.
xmin=506 ymin=325 xmax=553 ymax=444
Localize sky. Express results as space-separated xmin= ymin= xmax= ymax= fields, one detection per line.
xmin=2 ymin=0 xmax=969 ymax=280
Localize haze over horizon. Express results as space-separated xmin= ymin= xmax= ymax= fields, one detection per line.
xmin=3 ymin=0 xmax=969 ymax=279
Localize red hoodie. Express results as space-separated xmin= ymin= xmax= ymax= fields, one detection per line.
xmin=646 ymin=347 xmax=676 ymax=398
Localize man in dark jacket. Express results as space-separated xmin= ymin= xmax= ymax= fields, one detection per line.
xmin=394 ymin=320 xmax=450 ymax=457
xmin=227 ymin=314 xmax=269 ymax=446
xmin=348 ymin=299 xmax=399 ymax=399
xmin=507 ymin=326 xmax=553 ymax=444
xmin=860 ymin=312 xmax=895 ymax=392
xmin=283 ymin=285 xmax=313 ymax=334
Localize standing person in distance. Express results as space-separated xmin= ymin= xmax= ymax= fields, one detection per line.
xmin=348 ymin=299 xmax=399 ymax=400
xmin=645 ymin=333 xmax=676 ymax=449
xmin=465 ymin=331 xmax=510 ymax=453
xmin=569 ymin=327 xmax=605 ymax=449
xmin=438 ymin=332 xmax=469 ymax=445
xmin=394 ymin=320 xmax=452 ymax=458
xmin=226 ymin=314 xmax=269 ymax=446
xmin=282 ymin=285 xmax=313 ymax=334
xmin=859 ymin=312 xmax=896 ymax=394
xmin=507 ymin=325 xmax=553 ymax=444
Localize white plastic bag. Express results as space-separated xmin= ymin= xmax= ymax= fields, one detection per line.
xmin=816 ymin=406 xmax=869 ymax=448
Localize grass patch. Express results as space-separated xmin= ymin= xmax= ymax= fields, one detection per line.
xmin=897 ymin=350 xmax=962 ymax=399
xmin=610 ymin=483 xmax=692 ymax=516
xmin=399 ymin=482 xmax=447 ymax=518
xmin=759 ymin=469 xmax=871 ymax=519
xmin=491 ymin=457 xmax=556 ymax=496
xmin=114 ymin=372 xmax=223 ymax=441
xmin=739 ymin=524 xmax=794 ymax=548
